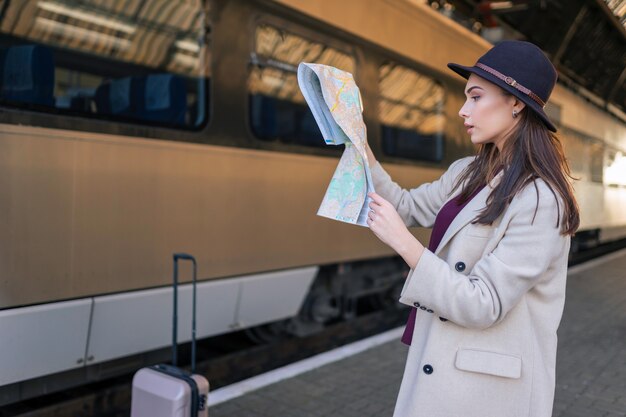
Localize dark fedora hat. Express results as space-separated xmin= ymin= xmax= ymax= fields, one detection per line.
xmin=448 ymin=40 xmax=558 ymax=132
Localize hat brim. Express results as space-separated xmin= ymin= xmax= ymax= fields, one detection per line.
xmin=447 ymin=62 xmax=557 ymax=132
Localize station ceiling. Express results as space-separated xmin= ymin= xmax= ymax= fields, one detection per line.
xmin=444 ymin=0 xmax=626 ymax=117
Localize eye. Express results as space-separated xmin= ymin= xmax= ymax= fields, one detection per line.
xmin=470 ymin=96 xmax=481 ymax=102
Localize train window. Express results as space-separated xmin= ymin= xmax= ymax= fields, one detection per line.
xmin=562 ymin=130 xmax=588 ymax=180
xmin=605 ymin=148 xmax=626 ymax=187
xmin=0 ymin=0 xmax=209 ymax=130
xmin=378 ymin=62 xmax=446 ymax=163
xmin=590 ymin=141 xmax=604 ymax=184
xmin=248 ymin=24 xmax=355 ymax=148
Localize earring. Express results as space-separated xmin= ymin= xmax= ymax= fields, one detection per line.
xmin=512 ymin=110 xmax=518 ymax=119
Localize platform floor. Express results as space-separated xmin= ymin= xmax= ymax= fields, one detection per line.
xmin=209 ymin=250 xmax=626 ymax=417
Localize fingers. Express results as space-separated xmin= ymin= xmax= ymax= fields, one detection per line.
xmin=368 ymin=192 xmax=391 ymax=219
xmin=368 ymin=192 xmax=384 ymax=204
xmin=368 ymin=192 xmax=389 ymax=213
xmin=367 ymin=210 xmax=379 ymax=229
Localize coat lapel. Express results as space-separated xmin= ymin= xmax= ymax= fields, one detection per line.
xmin=434 ymin=171 xmax=504 ymax=256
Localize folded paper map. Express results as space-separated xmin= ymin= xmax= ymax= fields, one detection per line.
xmin=297 ymin=63 xmax=375 ymax=227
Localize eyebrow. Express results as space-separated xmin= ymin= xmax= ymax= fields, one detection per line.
xmin=465 ymin=86 xmax=484 ymax=95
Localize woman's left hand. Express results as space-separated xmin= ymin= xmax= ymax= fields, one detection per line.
xmin=367 ymin=192 xmax=424 ymax=269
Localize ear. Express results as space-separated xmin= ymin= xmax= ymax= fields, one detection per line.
xmin=511 ymin=96 xmax=526 ymax=113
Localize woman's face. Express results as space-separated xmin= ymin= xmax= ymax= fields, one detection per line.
xmin=458 ymin=74 xmax=525 ymax=151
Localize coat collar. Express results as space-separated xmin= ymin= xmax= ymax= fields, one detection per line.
xmin=434 ymin=170 xmax=504 ymax=256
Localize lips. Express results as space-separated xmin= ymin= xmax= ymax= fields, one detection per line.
xmin=464 ymin=124 xmax=474 ymax=134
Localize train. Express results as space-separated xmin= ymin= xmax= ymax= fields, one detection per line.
xmin=1 ymin=0 xmax=625 ymax=406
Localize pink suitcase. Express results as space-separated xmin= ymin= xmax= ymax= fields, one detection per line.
xmin=131 ymin=253 xmax=209 ymax=417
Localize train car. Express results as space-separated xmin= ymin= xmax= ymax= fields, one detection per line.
xmin=1 ymin=0 xmax=625 ymax=405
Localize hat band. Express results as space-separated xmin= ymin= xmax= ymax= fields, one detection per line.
xmin=475 ymin=63 xmax=546 ymax=108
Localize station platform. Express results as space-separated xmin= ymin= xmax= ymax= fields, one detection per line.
xmin=208 ymin=249 xmax=626 ymax=417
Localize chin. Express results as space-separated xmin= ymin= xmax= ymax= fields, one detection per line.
xmin=471 ymin=133 xmax=498 ymax=147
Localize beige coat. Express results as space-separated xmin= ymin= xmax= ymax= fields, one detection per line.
xmin=372 ymin=157 xmax=570 ymax=417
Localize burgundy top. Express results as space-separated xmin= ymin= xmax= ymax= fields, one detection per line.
xmin=401 ymin=184 xmax=486 ymax=345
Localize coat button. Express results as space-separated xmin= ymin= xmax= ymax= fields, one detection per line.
xmin=439 ymin=317 xmax=448 ymax=322
xmin=427 ymin=309 xmax=433 ymax=313
xmin=423 ymin=364 xmax=433 ymax=374
xmin=455 ymin=262 xmax=466 ymax=272
xmin=419 ymin=306 xmax=427 ymax=311
xmin=413 ymin=302 xmax=420 ymax=308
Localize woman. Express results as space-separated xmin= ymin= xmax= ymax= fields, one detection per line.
xmin=365 ymin=41 xmax=579 ymax=417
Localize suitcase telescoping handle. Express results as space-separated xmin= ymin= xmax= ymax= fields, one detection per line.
xmin=172 ymin=253 xmax=198 ymax=374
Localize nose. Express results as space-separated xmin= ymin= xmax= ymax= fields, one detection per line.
xmin=458 ymin=101 xmax=470 ymax=119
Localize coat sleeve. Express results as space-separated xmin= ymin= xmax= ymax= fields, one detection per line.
xmin=370 ymin=157 xmax=474 ymax=228
xmin=398 ymin=180 xmax=568 ymax=330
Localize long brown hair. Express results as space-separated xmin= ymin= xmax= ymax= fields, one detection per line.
xmin=453 ymin=106 xmax=580 ymax=236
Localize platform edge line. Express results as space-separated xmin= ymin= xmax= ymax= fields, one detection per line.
xmin=208 ymin=326 xmax=404 ymax=407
